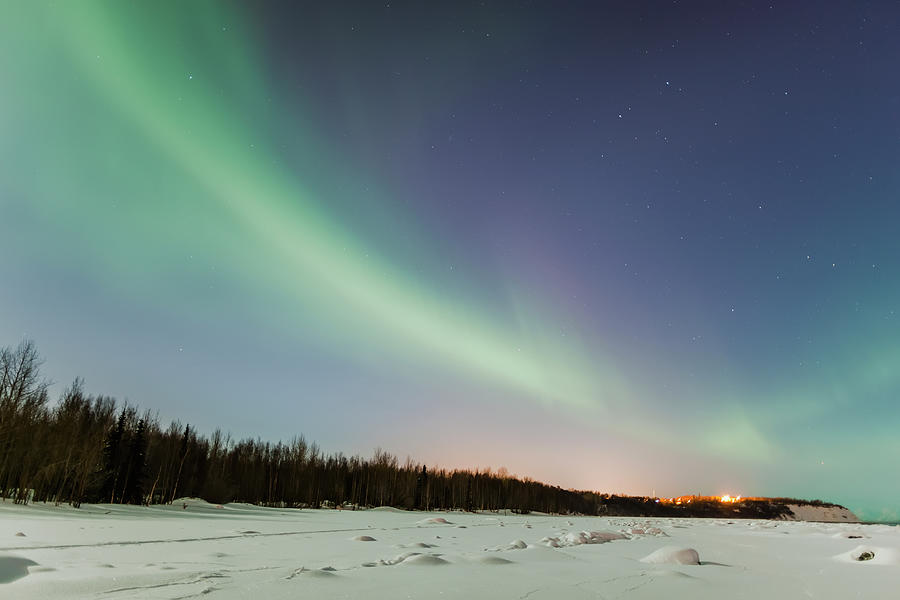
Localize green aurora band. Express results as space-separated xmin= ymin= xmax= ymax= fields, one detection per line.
xmin=2 ymin=2 xmax=616 ymax=408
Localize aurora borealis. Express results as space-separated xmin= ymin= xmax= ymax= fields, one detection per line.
xmin=1 ymin=1 xmax=898 ymax=520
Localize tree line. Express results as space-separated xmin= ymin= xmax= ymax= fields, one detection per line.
xmin=0 ymin=341 xmax=607 ymax=513
xmin=0 ymin=340 xmax=838 ymax=519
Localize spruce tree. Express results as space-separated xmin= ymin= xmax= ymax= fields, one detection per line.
xmin=414 ymin=465 xmax=427 ymax=510
xmin=99 ymin=410 xmax=126 ymax=503
xmin=123 ymin=419 xmax=147 ymax=504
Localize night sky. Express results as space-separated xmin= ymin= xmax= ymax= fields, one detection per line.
xmin=1 ymin=1 xmax=898 ymax=520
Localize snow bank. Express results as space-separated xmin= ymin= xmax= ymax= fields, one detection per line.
xmin=782 ymin=504 xmax=859 ymax=522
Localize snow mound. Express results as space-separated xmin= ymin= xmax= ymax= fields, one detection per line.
xmin=417 ymin=517 xmax=452 ymax=525
xmin=381 ymin=551 xmax=446 ymax=566
xmin=353 ymin=535 xmax=376 ymax=542
xmin=542 ymin=530 xmax=628 ymax=548
xmin=401 ymin=553 xmax=448 ymax=566
xmin=489 ymin=539 xmax=529 ymax=552
xmin=540 ymin=536 xmax=561 ymax=548
xmin=0 ymin=556 xmax=39 ymax=584
xmin=640 ymin=547 xmax=701 ymax=565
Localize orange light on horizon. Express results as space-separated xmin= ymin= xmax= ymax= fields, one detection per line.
xmin=720 ymin=494 xmax=741 ymax=503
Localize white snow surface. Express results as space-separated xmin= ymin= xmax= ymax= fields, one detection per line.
xmin=1 ymin=500 xmax=898 ymax=599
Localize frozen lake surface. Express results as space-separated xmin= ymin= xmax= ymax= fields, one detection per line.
xmin=1 ymin=498 xmax=897 ymax=599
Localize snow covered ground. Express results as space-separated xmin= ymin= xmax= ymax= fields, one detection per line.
xmin=1 ymin=498 xmax=897 ymax=599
